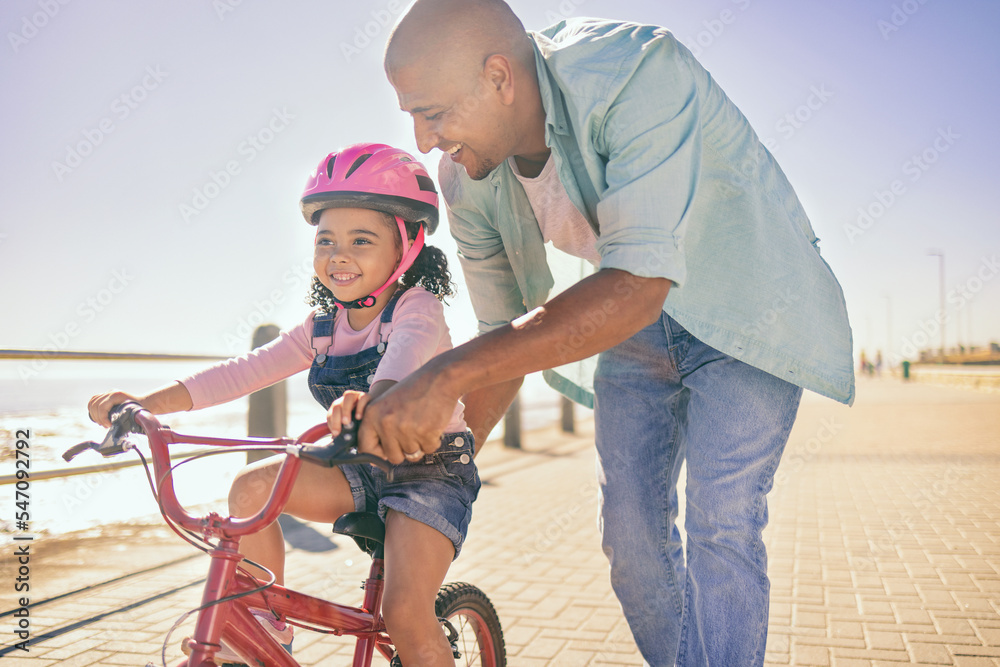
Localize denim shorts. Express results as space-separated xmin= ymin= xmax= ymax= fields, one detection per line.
xmin=339 ymin=431 xmax=480 ymax=559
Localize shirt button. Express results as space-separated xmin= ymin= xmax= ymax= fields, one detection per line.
xmin=453 ymin=437 xmax=464 ymax=447
xmin=459 ymin=454 xmax=470 ymax=465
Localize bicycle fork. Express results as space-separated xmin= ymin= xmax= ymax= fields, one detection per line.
xmin=184 ymin=540 xmax=296 ymax=667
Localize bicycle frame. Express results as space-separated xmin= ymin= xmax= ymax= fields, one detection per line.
xmin=133 ymin=411 xmax=397 ymax=667
xmin=183 ymin=547 xmax=394 ymax=666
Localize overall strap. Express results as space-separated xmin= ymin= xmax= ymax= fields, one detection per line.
xmin=376 ymin=287 xmax=409 ymax=345
xmin=311 ymin=311 xmax=336 ymax=361
xmin=312 ymin=311 xmax=336 ymax=336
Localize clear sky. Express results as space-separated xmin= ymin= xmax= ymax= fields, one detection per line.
xmin=2 ymin=0 xmax=998 ymax=372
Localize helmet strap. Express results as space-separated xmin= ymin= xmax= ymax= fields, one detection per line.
xmin=331 ymin=216 xmax=425 ymax=310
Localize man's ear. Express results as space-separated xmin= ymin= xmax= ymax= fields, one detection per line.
xmin=483 ymin=54 xmax=515 ymax=105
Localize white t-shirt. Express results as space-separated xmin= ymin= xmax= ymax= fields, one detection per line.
xmin=509 ymin=156 xmax=601 ymax=266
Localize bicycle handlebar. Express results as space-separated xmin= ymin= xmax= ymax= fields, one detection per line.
xmin=63 ymin=401 xmax=145 ymax=462
xmin=63 ymin=403 xmax=391 ymax=538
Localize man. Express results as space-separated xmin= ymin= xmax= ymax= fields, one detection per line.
xmin=362 ymin=1 xmax=855 ymax=664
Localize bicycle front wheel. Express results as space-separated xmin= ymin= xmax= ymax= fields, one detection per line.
xmin=435 ymin=582 xmax=506 ymax=667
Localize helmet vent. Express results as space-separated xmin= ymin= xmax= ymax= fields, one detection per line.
xmin=325 ymin=155 xmax=337 ymax=179
xmin=415 ymin=174 xmax=437 ymax=193
xmin=345 ymin=153 xmax=373 ymax=179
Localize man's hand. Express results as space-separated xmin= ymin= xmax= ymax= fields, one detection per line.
xmin=358 ymin=358 xmax=459 ymax=465
xmin=359 ymin=269 xmax=669 ymax=462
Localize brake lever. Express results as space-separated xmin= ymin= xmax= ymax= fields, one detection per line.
xmin=63 ymin=402 xmax=143 ymax=462
xmin=63 ymin=428 xmax=136 ymax=463
xmin=298 ymin=422 xmax=393 ymax=478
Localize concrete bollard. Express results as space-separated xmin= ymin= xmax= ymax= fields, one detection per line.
xmin=247 ymin=325 xmax=288 ymax=463
xmin=504 ymin=392 xmax=522 ymax=449
xmin=560 ymin=396 xmax=575 ymax=434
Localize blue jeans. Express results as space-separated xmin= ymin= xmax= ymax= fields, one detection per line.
xmin=594 ymin=313 xmax=802 ymax=666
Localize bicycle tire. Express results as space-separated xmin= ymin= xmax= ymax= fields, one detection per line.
xmin=435 ymin=582 xmax=506 ymax=667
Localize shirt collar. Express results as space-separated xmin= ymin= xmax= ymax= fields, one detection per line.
xmin=489 ymin=31 xmax=569 ymax=188
xmin=528 ymin=31 xmax=571 ymax=138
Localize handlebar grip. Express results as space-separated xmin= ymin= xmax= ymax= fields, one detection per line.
xmin=297 ymin=422 xmax=393 ymax=476
xmin=298 ymin=421 xmax=359 ymax=467
xmin=63 ymin=401 xmax=146 ymax=462
xmin=62 ymin=442 xmax=97 ymax=462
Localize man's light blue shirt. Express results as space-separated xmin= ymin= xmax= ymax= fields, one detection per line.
xmin=439 ymin=18 xmax=855 ymax=406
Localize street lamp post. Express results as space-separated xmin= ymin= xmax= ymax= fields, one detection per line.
xmin=928 ymin=250 xmax=945 ymax=361
xmin=883 ymin=294 xmax=892 ymax=369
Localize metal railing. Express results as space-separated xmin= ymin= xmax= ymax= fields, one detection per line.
xmin=1 ymin=325 xmax=577 ymax=484
xmin=0 ymin=350 xmax=226 ymax=362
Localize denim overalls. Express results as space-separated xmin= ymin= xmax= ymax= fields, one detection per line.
xmin=307 ymin=288 xmax=480 ymax=557
xmin=307 ymin=288 xmax=403 ymax=409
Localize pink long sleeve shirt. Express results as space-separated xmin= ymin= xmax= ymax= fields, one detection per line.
xmin=180 ymin=287 xmax=467 ymax=432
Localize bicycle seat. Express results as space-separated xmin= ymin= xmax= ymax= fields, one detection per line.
xmin=333 ymin=512 xmax=385 ymax=557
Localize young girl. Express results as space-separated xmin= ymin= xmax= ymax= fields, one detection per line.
xmin=88 ymin=143 xmax=478 ymax=666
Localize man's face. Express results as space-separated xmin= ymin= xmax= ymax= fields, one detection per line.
xmin=390 ymin=62 xmax=513 ymax=181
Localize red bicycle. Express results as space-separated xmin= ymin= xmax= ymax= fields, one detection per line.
xmin=64 ymin=403 xmax=505 ymax=667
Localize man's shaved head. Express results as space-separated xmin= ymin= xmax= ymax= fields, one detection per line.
xmin=384 ymin=0 xmax=549 ymax=180
xmin=384 ymin=0 xmax=533 ymax=82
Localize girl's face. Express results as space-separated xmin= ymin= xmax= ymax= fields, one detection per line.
xmin=313 ymin=207 xmax=401 ymax=305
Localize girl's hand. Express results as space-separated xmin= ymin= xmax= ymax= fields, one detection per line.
xmin=88 ymin=391 xmax=142 ymax=428
xmin=327 ymin=390 xmax=371 ymax=436
xmin=87 ymin=382 xmax=193 ymax=428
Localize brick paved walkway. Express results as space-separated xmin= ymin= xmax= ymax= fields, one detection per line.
xmin=2 ymin=377 xmax=998 ymax=665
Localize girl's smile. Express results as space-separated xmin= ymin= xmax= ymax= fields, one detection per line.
xmin=330 ymin=272 xmax=361 ymax=286
xmin=314 ymin=207 xmax=403 ymax=328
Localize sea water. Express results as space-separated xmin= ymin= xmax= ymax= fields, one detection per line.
xmin=0 ymin=360 xmax=567 ymax=541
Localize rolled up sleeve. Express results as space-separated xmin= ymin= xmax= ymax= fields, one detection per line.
xmin=594 ymin=34 xmax=700 ymax=288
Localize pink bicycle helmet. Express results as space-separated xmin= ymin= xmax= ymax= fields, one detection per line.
xmin=301 ymin=143 xmax=439 ymax=309
xmin=300 ymin=142 xmax=438 ymax=232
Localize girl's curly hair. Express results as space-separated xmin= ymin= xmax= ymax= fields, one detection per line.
xmin=307 ymin=215 xmax=455 ymax=314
